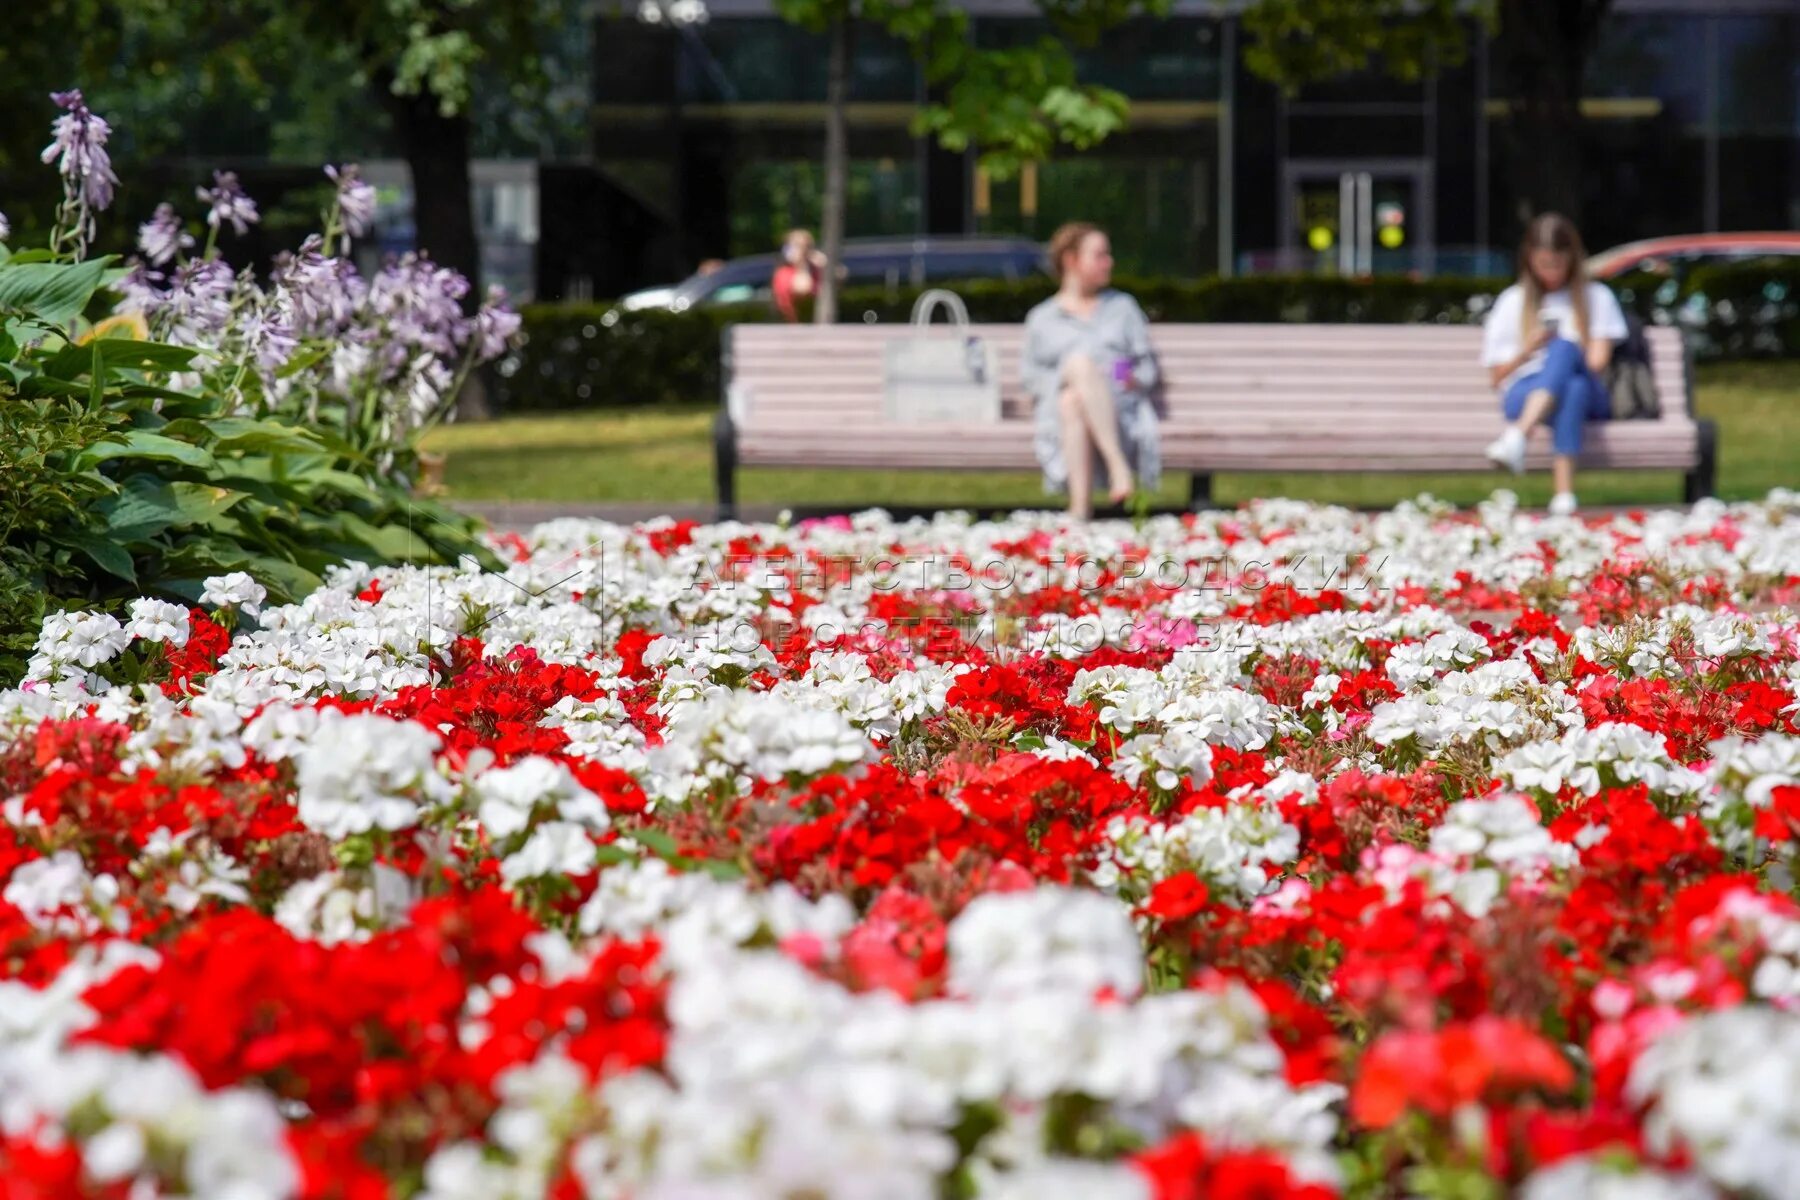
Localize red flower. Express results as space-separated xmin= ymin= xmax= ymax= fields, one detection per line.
xmin=1143 ymin=873 xmax=1210 ymax=922
xmin=1350 ymin=1016 xmax=1574 ymax=1129
xmin=1134 ymin=1131 xmax=1338 ymax=1200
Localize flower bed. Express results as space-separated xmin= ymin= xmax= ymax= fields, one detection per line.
xmin=6 ymin=491 xmax=1800 ymax=1198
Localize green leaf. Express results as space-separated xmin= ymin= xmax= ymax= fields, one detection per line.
xmin=45 ymin=338 xmax=200 ymax=378
xmin=0 ymin=258 xmax=114 ymax=326
xmin=68 ymin=536 xmax=137 ymax=584
xmin=96 ymin=476 xmax=241 ymax=542
xmin=193 ymin=417 xmax=323 ymax=455
xmin=240 ymin=555 xmax=319 ymax=600
xmin=97 ymin=477 xmax=185 ymax=542
xmin=78 ymin=431 xmax=218 ymax=472
xmin=167 ymin=482 xmax=247 ymax=524
xmin=88 ymin=341 xmax=105 ymax=410
xmin=277 ymin=345 xmax=330 ymax=379
xmin=629 ymin=828 xmax=682 ymax=860
xmin=18 ymin=375 xmax=87 ymax=400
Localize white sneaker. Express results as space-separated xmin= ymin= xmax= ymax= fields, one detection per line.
xmin=1484 ymin=427 xmax=1526 ymax=475
xmin=1547 ymin=492 xmax=1579 ymax=517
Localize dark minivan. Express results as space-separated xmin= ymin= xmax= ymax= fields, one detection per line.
xmin=617 ymin=236 xmax=1048 ymax=312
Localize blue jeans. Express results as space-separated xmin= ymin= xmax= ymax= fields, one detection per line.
xmin=1502 ymin=338 xmax=1610 ymax=456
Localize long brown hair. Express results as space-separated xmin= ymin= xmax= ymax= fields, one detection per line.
xmin=1047 ymin=221 xmax=1103 ymax=283
xmin=1517 ymin=212 xmax=1591 ymax=346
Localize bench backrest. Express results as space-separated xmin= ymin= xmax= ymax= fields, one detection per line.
xmin=727 ymin=322 xmax=1691 ymax=425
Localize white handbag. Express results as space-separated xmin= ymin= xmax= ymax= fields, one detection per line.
xmin=882 ymin=289 xmax=1002 ymax=423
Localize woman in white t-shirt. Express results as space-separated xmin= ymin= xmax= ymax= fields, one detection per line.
xmin=1480 ymin=213 xmax=1628 ymax=516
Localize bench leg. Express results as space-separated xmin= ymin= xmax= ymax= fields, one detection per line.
xmin=713 ymin=409 xmax=738 ymax=521
xmin=1683 ymin=418 xmax=1718 ymax=504
xmin=1187 ymin=472 xmax=1215 ymax=511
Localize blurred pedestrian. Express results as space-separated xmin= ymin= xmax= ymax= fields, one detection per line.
xmin=771 ymin=229 xmax=826 ymax=322
xmin=1481 ymin=213 xmax=1627 ymax=517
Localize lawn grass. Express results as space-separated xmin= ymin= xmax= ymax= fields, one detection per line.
xmin=424 ymin=361 xmax=1799 ymax=509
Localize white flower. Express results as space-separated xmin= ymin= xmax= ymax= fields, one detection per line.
xmin=1520 ymin=1155 xmax=1720 ymax=1200
xmin=274 ymin=871 xmax=377 ymax=944
xmin=125 ymin=597 xmax=191 ymax=646
xmin=500 ymin=821 xmax=596 ymax=885
xmin=201 ymin=571 xmax=266 ymax=616
xmin=35 ymin=610 xmax=131 ymax=670
xmin=1100 ymin=801 xmax=1299 ymax=906
xmin=1627 ymin=1006 xmax=1800 ymax=1197
xmin=948 ymin=887 xmax=1144 ymax=1001
xmin=468 ymin=754 xmax=610 ymax=842
xmin=294 ymin=711 xmax=452 ymax=838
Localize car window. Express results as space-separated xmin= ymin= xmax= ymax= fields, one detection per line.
xmin=922 ymin=252 xmax=1041 ymax=281
xmin=841 ymin=256 xmax=912 ymax=288
xmin=703 ymin=283 xmax=765 ymax=306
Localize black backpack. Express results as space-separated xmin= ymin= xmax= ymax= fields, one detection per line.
xmin=1604 ymin=314 xmax=1661 ymax=420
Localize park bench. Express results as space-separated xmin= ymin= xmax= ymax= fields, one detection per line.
xmin=713 ymin=323 xmax=1714 ymax=518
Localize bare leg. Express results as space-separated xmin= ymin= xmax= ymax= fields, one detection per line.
xmin=1059 ymin=385 xmax=1093 ymax=519
xmin=1552 ymin=455 xmax=1576 ymax=496
xmin=1514 ymin=388 xmax=1554 ymax=434
xmin=1063 ymin=353 xmax=1133 ymax=504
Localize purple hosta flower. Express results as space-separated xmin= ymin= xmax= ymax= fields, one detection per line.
xmin=137 ymin=202 xmax=194 ymax=267
xmin=197 ymin=170 xmax=260 ymax=237
xmin=273 ymin=237 xmax=365 ymax=335
xmin=41 ymin=89 xmax=118 ymax=211
xmin=158 ymin=259 xmax=236 ymax=346
xmin=114 ymin=260 xmax=168 ymax=316
xmin=370 ymin=253 xmax=471 ymax=359
xmin=242 ymin=309 xmax=299 ymax=373
xmin=0 ymin=212 xmax=10 ymax=242
xmin=471 ymin=286 xmax=523 ymax=362
xmin=325 ymin=164 xmax=378 ymax=239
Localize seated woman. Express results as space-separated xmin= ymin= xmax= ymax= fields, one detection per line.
xmin=1022 ymin=222 xmax=1161 ymax=520
xmin=1481 ymin=212 xmax=1627 ymax=516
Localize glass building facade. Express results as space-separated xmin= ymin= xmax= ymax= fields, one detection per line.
xmin=561 ymin=0 xmax=1800 ymax=298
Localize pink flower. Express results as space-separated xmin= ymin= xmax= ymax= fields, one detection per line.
xmin=1127 ymin=614 xmax=1201 ymax=652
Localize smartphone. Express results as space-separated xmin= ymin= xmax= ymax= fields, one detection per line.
xmin=1542 ymin=315 xmax=1562 ymax=340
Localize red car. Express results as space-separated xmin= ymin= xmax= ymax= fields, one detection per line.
xmin=1588 ymin=232 xmax=1800 ymax=280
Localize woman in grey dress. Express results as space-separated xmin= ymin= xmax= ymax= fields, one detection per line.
xmin=1021 ymin=222 xmax=1161 ymax=519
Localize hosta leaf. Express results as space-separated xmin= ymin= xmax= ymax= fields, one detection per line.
xmin=98 ymin=476 xmax=188 ymax=542
xmin=0 ymin=258 xmax=113 ymax=326
xmin=78 ymin=430 xmax=217 ymax=472
xmin=44 ymin=338 xmax=199 ymax=378
xmin=203 ymin=418 xmax=324 ymax=454
xmin=68 ymin=536 xmax=137 ymax=584
xmin=99 ymin=477 xmax=244 ymax=543
xmin=329 ymin=511 xmax=424 ymax=561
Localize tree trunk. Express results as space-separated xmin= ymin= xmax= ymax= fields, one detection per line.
xmin=375 ymin=73 xmax=491 ymax=418
xmin=816 ymin=15 xmax=853 ymax=326
xmin=377 ymin=76 xmax=483 ymax=301
xmin=1494 ymin=0 xmax=1613 ymax=231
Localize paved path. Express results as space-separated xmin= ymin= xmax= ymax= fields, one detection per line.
xmin=454 ymin=499 xmax=1690 ymax=533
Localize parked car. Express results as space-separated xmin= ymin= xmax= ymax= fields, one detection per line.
xmin=1587 ymin=232 xmax=1800 ymax=281
xmin=617 ymin=236 xmax=1048 ymax=312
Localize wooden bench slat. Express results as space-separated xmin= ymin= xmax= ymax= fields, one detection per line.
xmin=717 ymin=323 xmax=1708 ymax=511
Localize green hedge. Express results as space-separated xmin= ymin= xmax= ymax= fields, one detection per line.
xmin=490 ymin=267 xmax=1798 ymax=413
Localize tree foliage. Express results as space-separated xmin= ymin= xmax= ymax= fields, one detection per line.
xmin=772 ymin=0 xmax=1170 ymax=180
xmin=1234 ymin=0 xmax=1487 ymax=93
